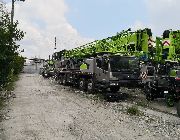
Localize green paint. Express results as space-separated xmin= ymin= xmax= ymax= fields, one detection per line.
xmin=80 ymin=63 xmax=88 ymax=70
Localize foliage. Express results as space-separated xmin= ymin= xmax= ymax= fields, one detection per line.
xmin=127 ymin=105 xmax=141 ymax=116
xmin=136 ymin=100 xmax=148 ymax=107
xmin=0 ymin=5 xmax=25 ymax=88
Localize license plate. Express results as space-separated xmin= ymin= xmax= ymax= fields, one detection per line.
xmin=164 ymin=91 xmax=168 ymax=93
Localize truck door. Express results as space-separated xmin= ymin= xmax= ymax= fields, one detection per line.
xmin=95 ymin=57 xmax=109 ymax=82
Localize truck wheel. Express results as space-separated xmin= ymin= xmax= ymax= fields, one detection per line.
xmin=87 ymin=79 xmax=94 ymax=93
xmin=54 ymin=73 xmax=58 ymax=81
xmin=177 ymin=100 xmax=180 ymax=117
xmin=104 ymin=93 xmax=112 ymax=102
xmin=42 ymin=72 xmax=45 ymax=77
xmin=165 ymin=94 xmax=175 ymax=107
xmin=59 ymin=76 xmax=63 ymax=85
xmin=79 ymin=78 xmax=87 ymax=91
xmin=145 ymin=87 xmax=154 ymax=101
xmin=110 ymin=86 xmax=120 ymax=93
xmin=62 ymin=76 xmax=67 ymax=85
xmin=44 ymin=73 xmax=48 ymax=78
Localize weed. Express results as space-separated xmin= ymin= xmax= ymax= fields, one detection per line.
xmin=4 ymin=75 xmax=19 ymax=91
xmin=0 ymin=98 xmax=5 ymax=110
xmin=136 ymin=100 xmax=148 ymax=107
xmin=90 ymin=93 xmax=104 ymax=102
xmin=127 ymin=105 xmax=142 ymax=116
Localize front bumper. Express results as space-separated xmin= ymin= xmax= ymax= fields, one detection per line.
xmin=109 ymin=79 xmax=141 ymax=87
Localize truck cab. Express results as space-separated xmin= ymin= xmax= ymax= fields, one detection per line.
xmin=145 ymin=61 xmax=180 ymax=107
xmin=81 ymin=54 xmax=141 ymax=92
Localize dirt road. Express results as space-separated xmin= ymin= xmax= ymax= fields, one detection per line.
xmin=0 ymin=66 xmax=180 ymax=140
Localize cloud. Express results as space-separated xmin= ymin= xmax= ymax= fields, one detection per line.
xmin=130 ymin=0 xmax=179 ymax=36
xmin=131 ymin=20 xmax=147 ymax=31
xmin=145 ymin=0 xmax=180 ymax=35
xmin=6 ymin=0 xmax=93 ymax=59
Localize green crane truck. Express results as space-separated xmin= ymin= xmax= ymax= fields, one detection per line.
xmin=144 ymin=30 xmax=180 ymax=108
xmin=54 ymin=29 xmax=152 ymax=94
xmin=44 ymin=28 xmax=180 ymax=117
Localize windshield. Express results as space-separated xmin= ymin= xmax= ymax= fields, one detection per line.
xmin=110 ymin=56 xmax=139 ymax=72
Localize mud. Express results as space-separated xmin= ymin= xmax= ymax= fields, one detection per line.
xmin=0 ymin=65 xmax=180 ymax=140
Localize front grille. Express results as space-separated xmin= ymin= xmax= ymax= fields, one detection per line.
xmin=158 ymin=78 xmax=169 ymax=87
xmin=112 ymin=72 xmax=140 ymax=80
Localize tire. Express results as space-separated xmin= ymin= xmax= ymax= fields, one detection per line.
xmin=79 ymin=78 xmax=87 ymax=91
xmin=59 ymin=76 xmax=63 ymax=85
xmin=104 ymin=92 xmax=118 ymax=102
xmin=110 ymin=86 xmax=120 ymax=93
xmin=42 ymin=72 xmax=45 ymax=77
xmin=165 ymin=94 xmax=175 ymax=107
xmin=44 ymin=73 xmax=48 ymax=78
xmin=54 ymin=73 xmax=58 ymax=81
xmin=177 ymin=100 xmax=180 ymax=117
xmin=62 ymin=76 xmax=67 ymax=86
xmin=87 ymin=79 xmax=95 ymax=93
xmin=104 ymin=93 xmax=112 ymax=102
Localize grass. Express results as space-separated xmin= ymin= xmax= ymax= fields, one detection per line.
xmin=0 ymin=74 xmax=19 ymax=122
xmin=0 ymin=97 xmax=6 ymax=122
xmin=83 ymin=92 xmax=105 ymax=104
xmin=91 ymin=93 xmax=105 ymax=101
xmin=0 ymin=97 xmax=5 ymax=110
xmin=3 ymin=75 xmax=19 ymax=91
xmin=136 ymin=100 xmax=149 ymax=107
xmin=127 ymin=105 xmax=142 ymax=116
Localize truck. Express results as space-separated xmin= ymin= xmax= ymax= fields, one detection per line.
xmin=53 ymin=28 xmax=153 ymax=95
xmin=43 ymin=28 xmax=180 ymax=116
xmin=41 ymin=60 xmax=55 ymax=78
xmin=144 ymin=30 xmax=180 ymax=107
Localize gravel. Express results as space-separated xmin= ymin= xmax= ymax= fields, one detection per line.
xmin=0 ymin=65 xmax=180 ymax=140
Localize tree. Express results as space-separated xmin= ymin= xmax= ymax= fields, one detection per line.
xmin=0 ymin=4 xmax=25 ymax=87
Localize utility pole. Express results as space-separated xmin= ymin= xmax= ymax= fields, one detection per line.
xmin=11 ymin=0 xmax=14 ymax=25
xmin=54 ymin=36 xmax=57 ymax=50
xmin=11 ymin=0 xmax=25 ymax=25
xmin=53 ymin=36 xmax=57 ymax=60
xmin=10 ymin=0 xmax=25 ymax=58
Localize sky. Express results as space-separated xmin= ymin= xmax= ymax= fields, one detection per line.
xmin=2 ymin=0 xmax=180 ymax=59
